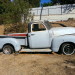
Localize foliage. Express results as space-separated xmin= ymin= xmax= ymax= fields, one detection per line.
xmin=0 ymin=0 xmax=30 ymax=24
xmin=51 ymin=0 xmax=75 ymax=5
xmin=28 ymin=0 xmax=40 ymax=7
xmin=0 ymin=0 xmax=40 ymax=34
xmin=42 ymin=0 xmax=75 ymax=7
xmin=42 ymin=2 xmax=53 ymax=7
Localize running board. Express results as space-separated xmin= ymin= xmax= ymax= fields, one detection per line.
xmin=20 ymin=49 xmax=52 ymax=52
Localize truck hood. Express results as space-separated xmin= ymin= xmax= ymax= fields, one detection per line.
xmin=50 ymin=27 xmax=75 ymax=36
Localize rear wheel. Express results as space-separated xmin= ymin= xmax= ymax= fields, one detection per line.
xmin=3 ymin=45 xmax=14 ymax=54
xmin=61 ymin=43 xmax=75 ymax=55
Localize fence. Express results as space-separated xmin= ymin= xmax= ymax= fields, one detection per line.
xmin=31 ymin=4 xmax=75 ymax=16
xmin=30 ymin=4 xmax=75 ymax=22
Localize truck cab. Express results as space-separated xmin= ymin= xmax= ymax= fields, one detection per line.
xmin=28 ymin=21 xmax=52 ymax=48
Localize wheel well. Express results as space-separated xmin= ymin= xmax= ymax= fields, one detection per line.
xmin=3 ymin=43 xmax=15 ymax=51
xmin=59 ymin=42 xmax=75 ymax=52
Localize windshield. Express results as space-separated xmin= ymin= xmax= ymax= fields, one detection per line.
xmin=43 ymin=21 xmax=52 ymax=30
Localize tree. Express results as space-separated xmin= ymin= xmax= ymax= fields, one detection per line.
xmin=0 ymin=0 xmax=40 ymax=24
xmin=42 ymin=2 xmax=53 ymax=7
xmin=28 ymin=0 xmax=40 ymax=7
xmin=42 ymin=0 xmax=75 ymax=7
xmin=0 ymin=1 xmax=5 ymax=14
xmin=51 ymin=0 xmax=75 ymax=5
xmin=0 ymin=0 xmax=30 ymax=24
xmin=13 ymin=0 xmax=30 ymax=23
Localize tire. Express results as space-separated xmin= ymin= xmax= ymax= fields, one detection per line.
xmin=61 ymin=43 xmax=75 ymax=55
xmin=3 ymin=45 xmax=14 ymax=54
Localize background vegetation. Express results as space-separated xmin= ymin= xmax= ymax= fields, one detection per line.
xmin=42 ymin=0 xmax=75 ymax=7
xmin=0 ymin=0 xmax=40 ymax=24
xmin=0 ymin=0 xmax=40 ymax=34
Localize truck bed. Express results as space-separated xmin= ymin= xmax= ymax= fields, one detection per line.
xmin=0 ymin=33 xmax=28 ymax=46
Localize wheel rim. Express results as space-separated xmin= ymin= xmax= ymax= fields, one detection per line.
xmin=63 ymin=44 xmax=75 ymax=55
xmin=3 ymin=46 xmax=13 ymax=54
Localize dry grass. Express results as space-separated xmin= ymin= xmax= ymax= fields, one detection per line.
xmin=4 ymin=23 xmax=28 ymax=34
xmin=0 ymin=25 xmax=4 ymax=35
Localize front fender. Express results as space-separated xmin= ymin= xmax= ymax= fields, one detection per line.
xmin=0 ymin=38 xmax=21 ymax=51
xmin=51 ymin=35 xmax=75 ymax=52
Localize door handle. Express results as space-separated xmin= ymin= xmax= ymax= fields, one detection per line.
xmin=31 ymin=34 xmax=35 ymax=36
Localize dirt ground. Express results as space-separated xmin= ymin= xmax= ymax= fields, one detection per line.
xmin=51 ymin=19 xmax=75 ymax=27
xmin=0 ymin=52 xmax=75 ymax=75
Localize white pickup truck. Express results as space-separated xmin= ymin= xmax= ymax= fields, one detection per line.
xmin=0 ymin=21 xmax=75 ymax=55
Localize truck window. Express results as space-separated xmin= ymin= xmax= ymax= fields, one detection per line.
xmin=32 ymin=24 xmax=46 ymax=32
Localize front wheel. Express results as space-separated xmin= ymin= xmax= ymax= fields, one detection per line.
xmin=61 ymin=43 xmax=75 ymax=55
xmin=3 ymin=45 xmax=14 ymax=54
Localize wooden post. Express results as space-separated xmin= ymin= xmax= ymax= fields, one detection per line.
xmin=48 ymin=8 xmax=49 ymax=16
xmin=61 ymin=5 xmax=62 ymax=15
xmin=40 ymin=4 xmax=43 ymax=20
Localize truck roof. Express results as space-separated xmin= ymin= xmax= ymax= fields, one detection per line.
xmin=28 ymin=20 xmax=52 ymax=30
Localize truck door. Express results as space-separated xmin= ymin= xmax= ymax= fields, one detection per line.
xmin=28 ymin=23 xmax=50 ymax=48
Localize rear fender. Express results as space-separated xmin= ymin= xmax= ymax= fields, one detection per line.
xmin=0 ymin=38 xmax=21 ymax=51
